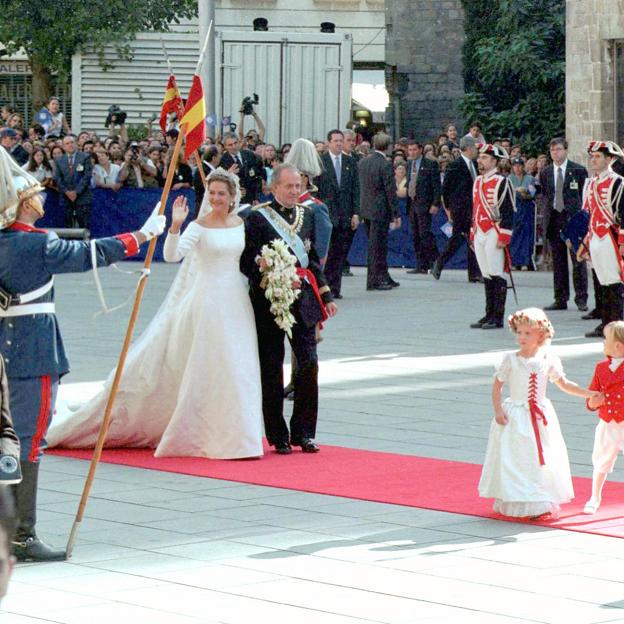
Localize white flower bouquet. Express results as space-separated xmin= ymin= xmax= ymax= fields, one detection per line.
xmin=259 ymin=239 xmax=301 ymax=337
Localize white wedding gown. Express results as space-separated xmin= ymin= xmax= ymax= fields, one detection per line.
xmin=48 ymin=221 xmax=264 ymax=459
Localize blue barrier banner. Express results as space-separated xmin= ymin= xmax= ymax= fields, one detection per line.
xmin=39 ymin=188 xmax=533 ymax=269
xmin=347 ymin=198 xmax=468 ymax=269
xmin=39 ymin=188 xmax=196 ymax=262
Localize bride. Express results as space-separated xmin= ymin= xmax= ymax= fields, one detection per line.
xmin=48 ymin=169 xmax=264 ymax=459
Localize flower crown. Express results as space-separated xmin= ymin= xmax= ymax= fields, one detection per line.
xmin=507 ymin=308 xmax=555 ymax=339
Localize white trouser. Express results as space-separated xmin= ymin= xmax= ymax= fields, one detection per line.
xmin=474 ymin=228 xmax=505 ymax=278
xmin=590 ymin=235 xmax=622 ymax=286
xmin=592 ymin=419 xmax=624 ymax=473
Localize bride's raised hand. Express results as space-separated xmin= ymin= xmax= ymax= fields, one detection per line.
xmin=171 ymin=196 xmax=189 ymax=231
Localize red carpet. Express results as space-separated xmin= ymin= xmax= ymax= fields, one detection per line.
xmin=50 ymin=443 xmax=624 ymax=539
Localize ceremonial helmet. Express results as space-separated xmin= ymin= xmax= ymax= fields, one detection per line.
xmin=0 ymin=148 xmax=44 ymax=229
xmin=587 ymin=140 xmax=624 ymax=158
xmin=477 ymin=143 xmax=509 ymax=160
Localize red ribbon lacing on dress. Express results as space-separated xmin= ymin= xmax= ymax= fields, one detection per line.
xmin=528 ymin=372 xmax=548 ymax=466
xmin=296 ymin=268 xmax=329 ymax=328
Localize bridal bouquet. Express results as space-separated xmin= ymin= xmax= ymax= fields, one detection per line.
xmin=259 ymin=239 xmax=301 ymax=337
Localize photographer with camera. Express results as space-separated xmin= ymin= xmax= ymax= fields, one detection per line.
xmin=118 ymin=142 xmax=159 ymax=189
xmin=106 ymin=105 xmax=129 ymax=148
xmin=237 ymin=93 xmax=265 ymax=146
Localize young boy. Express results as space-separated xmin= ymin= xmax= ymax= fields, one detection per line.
xmin=585 ymin=320 xmax=624 ymax=513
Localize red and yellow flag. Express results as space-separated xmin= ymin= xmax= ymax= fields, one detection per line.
xmin=180 ymin=74 xmax=206 ymax=159
xmin=159 ymin=75 xmax=183 ymax=134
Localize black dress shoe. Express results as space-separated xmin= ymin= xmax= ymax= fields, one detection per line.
xmin=386 ymin=278 xmax=400 ymax=288
xmin=274 ymin=442 xmax=292 ymax=455
xmin=366 ymin=283 xmax=392 ymax=291
xmin=469 ymin=276 xmax=484 ymax=283
xmin=582 ymin=309 xmax=600 ymax=320
xmin=543 ymin=302 xmax=567 ymax=311
xmin=406 ymin=268 xmax=428 ymax=274
xmin=431 ymin=260 xmax=442 ymax=280
xmin=332 ymin=293 xmax=343 ymax=299
xmin=292 ymin=438 xmax=320 ymax=453
xmin=585 ymin=325 xmax=605 ymax=338
xmin=576 ymin=302 xmax=589 ymax=312
xmin=13 ymin=535 xmax=66 ymax=562
xmin=342 ymin=269 xmax=354 ymax=277
xmin=481 ymin=321 xmax=504 ymax=329
xmin=470 ymin=317 xmax=488 ymax=329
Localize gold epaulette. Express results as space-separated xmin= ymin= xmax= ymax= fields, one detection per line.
xmin=251 ymin=201 xmax=272 ymax=211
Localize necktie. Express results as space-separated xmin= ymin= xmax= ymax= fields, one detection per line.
xmin=68 ymin=155 xmax=74 ymax=175
xmin=408 ymin=160 xmax=418 ymax=200
xmin=469 ymin=160 xmax=476 ymax=181
xmin=334 ymin=155 xmax=341 ymax=186
xmin=554 ymin=167 xmax=564 ymax=212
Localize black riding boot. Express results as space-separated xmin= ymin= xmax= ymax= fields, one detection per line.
xmin=471 ymin=278 xmax=494 ymax=328
xmin=482 ymin=276 xmax=507 ymax=329
xmin=12 ymin=462 xmax=66 ymax=562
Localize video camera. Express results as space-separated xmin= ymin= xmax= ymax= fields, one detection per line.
xmin=241 ymin=93 xmax=259 ymax=116
xmin=104 ymin=104 xmax=127 ymax=127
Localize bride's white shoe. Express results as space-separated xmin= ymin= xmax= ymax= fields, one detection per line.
xmin=583 ymin=498 xmax=601 ymax=514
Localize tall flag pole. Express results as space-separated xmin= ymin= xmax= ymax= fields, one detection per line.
xmin=64 ymin=24 xmax=214 ymax=559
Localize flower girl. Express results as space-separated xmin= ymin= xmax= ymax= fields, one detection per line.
xmin=479 ymin=308 xmax=600 ymax=519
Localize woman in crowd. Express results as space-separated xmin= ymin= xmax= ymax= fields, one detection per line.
xmin=22 ymin=148 xmax=54 ymax=189
xmin=48 ymin=169 xmax=264 ymax=459
xmin=509 ymin=156 xmax=537 ymax=270
xmin=445 ymin=124 xmax=460 ymax=149
xmin=92 ymin=148 xmax=121 ymax=191
xmin=45 ymin=97 xmax=71 ymax=138
xmin=423 ymin=143 xmax=437 ymax=160
xmin=395 ymin=160 xmax=408 ymax=202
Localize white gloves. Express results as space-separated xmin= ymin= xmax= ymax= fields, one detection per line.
xmin=139 ymin=203 xmax=167 ymax=241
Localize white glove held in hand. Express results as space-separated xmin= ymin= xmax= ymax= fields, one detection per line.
xmin=139 ymin=203 xmax=166 ymax=240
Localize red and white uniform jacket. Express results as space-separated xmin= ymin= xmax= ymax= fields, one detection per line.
xmin=583 ymin=170 xmax=624 ymax=246
xmin=587 ymin=359 xmax=624 ymax=423
xmin=471 ymin=170 xmax=514 ymax=245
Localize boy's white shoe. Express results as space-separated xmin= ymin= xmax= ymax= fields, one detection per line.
xmin=583 ymin=498 xmax=601 ymax=514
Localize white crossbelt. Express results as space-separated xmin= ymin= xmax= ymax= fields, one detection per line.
xmin=0 ymin=303 xmax=55 ymax=317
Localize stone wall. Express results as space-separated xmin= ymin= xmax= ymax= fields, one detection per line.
xmin=566 ymin=0 xmax=624 ymax=162
xmin=385 ymin=0 xmax=465 ymax=141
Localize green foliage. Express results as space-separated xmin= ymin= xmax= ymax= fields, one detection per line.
xmin=125 ymin=123 xmax=149 ymax=142
xmin=460 ymin=0 xmax=565 ymax=154
xmin=0 ymin=0 xmax=197 ymax=95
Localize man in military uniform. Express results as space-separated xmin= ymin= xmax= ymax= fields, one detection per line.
xmin=0 ymin=148 xmax=166 ymax=561
xmin=240 ymin=164 xmax=337 ymax=455
xmin=578 ymin=141 xmax=624 ymax=336
xmin=470 ymin=143 xmax=515 ymax=329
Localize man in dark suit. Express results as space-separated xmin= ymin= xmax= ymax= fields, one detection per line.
xmin=314 ymin=129 xmax=360 ymax=298
xmin=434 ymin=136 xmax=481 ymax=281
xmin=539 ymin=137 xmax=589 ymax=311
xmin=341 ymin=129 xmax=362 ymax=277
xmin=405 ymin=141 xmax=441 ymax=274
xmin=53 ymin=134 xmax=93 ymax=228
xmin=358 ymin=133 xmax=401 ymax=291
xmin=0 ymin=129 xmax=28 ymax=166
xmin=192 ymin=145 xmax=220 ymax=217
xmin=220 ymin=132 xmax=263 ymax=204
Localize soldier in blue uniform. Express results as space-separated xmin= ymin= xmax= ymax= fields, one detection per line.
xmin=0 ymin=149 xmax=165 ymax=561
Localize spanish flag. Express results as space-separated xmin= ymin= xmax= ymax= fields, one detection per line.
xmin=180 ymin=74 xmax=206 ymax=159
xmin=159 ymin=75 xmax=183 ymax=134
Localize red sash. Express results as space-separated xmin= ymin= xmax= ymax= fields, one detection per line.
xmin=296 ymin=267 xmax=328 ymax=327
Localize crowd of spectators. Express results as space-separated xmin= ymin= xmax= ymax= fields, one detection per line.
xmin=0 ymin=98 xmax=550 ymax=269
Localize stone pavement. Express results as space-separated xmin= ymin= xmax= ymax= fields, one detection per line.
xmin=4 ymin=264 xmax=624 ymax=624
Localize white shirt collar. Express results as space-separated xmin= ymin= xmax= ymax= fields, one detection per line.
xmin=610 ymin=357 xmax=624 ymax=372
xmin=554 ymin=159 xmax=568 ymax=176
xmin=461 ymin=154 xmax=474 ymax=168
